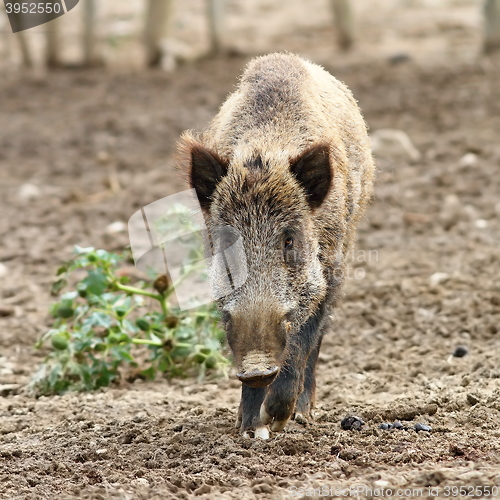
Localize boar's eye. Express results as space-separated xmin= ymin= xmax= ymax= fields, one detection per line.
xmin=284 ymin=237 xmax=294 ymax=251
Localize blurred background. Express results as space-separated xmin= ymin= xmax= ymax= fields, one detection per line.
xmin=1 ymin=0 xmax=499 ymax=70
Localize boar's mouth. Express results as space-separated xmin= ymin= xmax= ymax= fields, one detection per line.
xmin=237 ymin=366 xmax=279 ymax=388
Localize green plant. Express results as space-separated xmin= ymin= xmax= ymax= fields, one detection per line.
xmin=30 ymin=246 xmax=228 ymax=396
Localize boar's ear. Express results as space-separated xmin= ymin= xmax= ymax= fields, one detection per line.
xmin=189 ymin=144 xmax=229 ymax=210
xmin=290 ymin=144 xmax=332 ymax=209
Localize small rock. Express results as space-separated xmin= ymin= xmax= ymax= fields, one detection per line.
xmin=453 ymin=345 xmax=468 ymax=358
xmin=414 ymin=423 xmax=432 ymax=432
xmin=429 ymin=272 xmax=449 ymax=287
xmin=391 ymin=421 xmax=404 ymax=430
xmin=464 ymin=204 xmax=479 ymax=221
xmin=370 ymin=129 xmax=421 ymax=163
xmin=458 ymin=152 xmax=478 ymax=169
xmin=467 ymin=393 xmax=480 ymax=406
xmin=474 ymin=219 xmax=488 ymax=228
xmin=379 ymin=423 xmax=392 ymax=430
xmin=374 ymin=479 xmax=390 ymax=487
xmin=18 ymin=183 xmax=41 ymax=201
xmin=96 ymin=151 xmax=111 ymax=164
xmin=0 ymin=305 xmax=15 ymax=317
xmin=340 ymin=415 xmax=364 ymax=431
xmin=0 ymin=384 xmax=21 ymax=397
xmin=106 ymin=221 xmax=126 ymax=234
xmin=388 ymin=53 xmax=411 ymax=65
xmin=0 ymin=263 xmax=7 ymax=278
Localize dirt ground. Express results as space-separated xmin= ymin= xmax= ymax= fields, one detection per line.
xmin=1 ymin=0 xmax=500 ymax=498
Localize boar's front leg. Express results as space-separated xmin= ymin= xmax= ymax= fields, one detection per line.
xmin=294 ymin=335 xmax=323 ymax=421
xmin=260 ymin=304 xmax=327 ymax=433
xmin=237 ymin=385 xmax=269 ymax=439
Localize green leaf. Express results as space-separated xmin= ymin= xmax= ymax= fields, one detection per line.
xmin=51 ymin=278 xmax=67 ymax=296
xmin=56 ymin=305 xmax=74 ymax=319
xmin=56 ymin=265 xmax=68 ymax=276
xmin=83 ymin=270 xmax=108 ymax=296
xmin=51 ymin=334 xmax=69 ymax=350
xmin=141 ymin=366 xmax=156 ymax=380
xmin=134 ymin=318 xmax=148 ymax=332
xmin=204 ymin=355 xmax=217 ymax=369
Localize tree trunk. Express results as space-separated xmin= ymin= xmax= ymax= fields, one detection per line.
xmin=484 ymin=0 xmax=500 ymax=53
xmin=330 ymin=0 xmax=354 ymax=51
xmin=16 ymin=31 xmax=33 ymax=68
xmin=144 ymin=0 xmax=173 ymax=67
xmin=206 ymin=0 xmax=225 ymax=55
xmin=46 ymin=17 xmax=60 ymax=68
xmin=83 ymin=0 xmax=101 ymax=66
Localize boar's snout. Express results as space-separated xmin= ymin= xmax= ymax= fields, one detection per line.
xmin=225 ymin=308 xmax=290 ymax=388
xmin=237 ymin=365 xmax=279 ymax=388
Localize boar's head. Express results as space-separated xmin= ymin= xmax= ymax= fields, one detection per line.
xmin=180 ymin=137 xmax=333 ymax=388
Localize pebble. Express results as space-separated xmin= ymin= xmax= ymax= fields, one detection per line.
xmin=458 ymin=152 xmax=478 ymax=169
xmin=0 ymin=263 xmax=7 ymax=278
xmin=0 ymin=305 xmax=15 ymax=317
xmin=370 ymin=129 xmax=421 ymax=163
xmin=379 ymin=421 xmax=406 ymax=430
xmin=414 ymin=423 xmax=432 ymax=432
xmin=106 ymin=221 xmax=127 ymax=234
xmin=18 ymin=183 xmax=41 ymax=201
xmin=452 ymin=345 xmax=469 ymax=358
xmin=388 ymin=53 xmax=411 ymax=65
xmin=340 ymin=415 xmax=364 ymax=431
xmin=429 ymin=272 xmax=449 ymax=287
xmin=467 ymin=393 xmax=480 ymax=406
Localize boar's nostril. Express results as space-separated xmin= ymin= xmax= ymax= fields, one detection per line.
xmin=237 ymin=366 xmax=279 ymax=388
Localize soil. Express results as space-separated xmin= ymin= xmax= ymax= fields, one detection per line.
xmin=1 ymin=0 xmax=500 ymax=498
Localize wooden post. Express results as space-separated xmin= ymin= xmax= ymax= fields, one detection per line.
xmin=484 ymin=0 xmax=500 ymax=53
xmin=144 ymin=0 xmax=173 ymax=67
xmin=0 ymin=5 xmax=12 ymax=64
xmin=16 ymin=31 xmax=33 ymax=68
xmin=206 ymin=0 xmax=225 ymax=55
xmin=46 ymin=16 xmax=60 ymax=68
xmin=329 ymin=0 xmax=355 ymax=51
xmin=83 ymin=0 xmax=100 ymax=66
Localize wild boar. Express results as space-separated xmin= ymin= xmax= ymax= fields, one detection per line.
xmin=176 ymin=53 xmax=374 ymax=439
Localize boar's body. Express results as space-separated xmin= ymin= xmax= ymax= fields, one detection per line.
xmin=178 ymin=53 xmax=374 ymax=438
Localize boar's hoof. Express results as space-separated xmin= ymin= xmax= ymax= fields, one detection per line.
xmin=242 ymin=426 xmax=270 ymax=440
xmin=237 ymin=366 xmax=279 ymax=388
xmin=260 ymin=405 xmax=290 ymax=432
